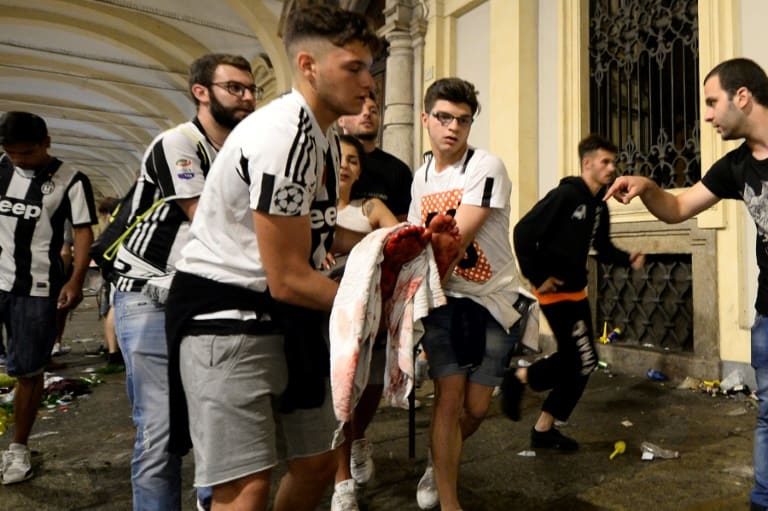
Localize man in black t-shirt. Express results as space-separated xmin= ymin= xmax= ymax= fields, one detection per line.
xmin=338 ymin=91 xmax=412 ymax=220
xmin=604 ymin=58 xmax=768 ymax=511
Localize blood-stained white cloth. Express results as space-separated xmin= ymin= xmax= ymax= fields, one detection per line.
xmin=329 ymin=225 xmax=445 ymax=422
xmin=382 ymin=248 xmax=445 ymax=408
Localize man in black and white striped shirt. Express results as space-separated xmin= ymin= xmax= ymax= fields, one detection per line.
xmin=0 ymin=111 xmax=97 ymax=485
xmin=111 ymin=54 xmax=257 ymax=511
xmin=164 ymin=6 xmax=381 ymax=510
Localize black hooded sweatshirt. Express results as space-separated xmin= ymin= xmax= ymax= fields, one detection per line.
xmin=514 ymin=176 xmax=631 ymax=292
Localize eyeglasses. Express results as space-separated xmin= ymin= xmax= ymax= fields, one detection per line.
xmin=211 ymin=81 xmax=263 ymax=100
xmin=430 ymin=111 xmax=473 ymax=127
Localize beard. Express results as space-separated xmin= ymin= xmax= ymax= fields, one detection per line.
xmin=354 ymin=130 xmax=378 ymax=142
xmin=209 ymin=92 xmax=246 ymax=130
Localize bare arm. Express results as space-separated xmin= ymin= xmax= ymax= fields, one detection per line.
xmin=440 ymin=203 xmax=491 ymax=279
xmin=363 ymin=198 xmax=399 ymax=230
xmin=175 ymin=197 xmax=198 ymax=221
xmin=329 ymin=225 xmax=365 ymax=255
xmin=604 ymin=176 xmax=720 ymax=223
xmin=253 ymin=211 xmax=338 ymax=311
xmin=57 ymin=225 xmax=94 ymax=310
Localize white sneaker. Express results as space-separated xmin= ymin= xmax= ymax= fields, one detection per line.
xmin=2 ymin=443 xmax=32 ymax=485
xmin=330 ymin=479 xmax=359 ymax=511
xmin=416 ymin=464 xmax=438 ymax=509
xmin=51 ymin=343 xmax=71 ymax=356
xmin=350 ymin=438 xmax=374 ymax=484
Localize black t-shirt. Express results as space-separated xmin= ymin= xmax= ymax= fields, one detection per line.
xmin=351 ymin=147 xmax=412 ymax=217
xmin=702 ymin=142 xmax=768 ymax=314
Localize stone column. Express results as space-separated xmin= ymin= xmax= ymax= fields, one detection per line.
xmin=410 ymin=8 xmax=428 ymax=169
xmin=380 ymin=0 xmax=416 ymax=170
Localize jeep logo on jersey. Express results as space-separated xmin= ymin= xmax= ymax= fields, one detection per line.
xmin=310 ymin=203 xmax=337 ymax=230
xmin=0 ymin=198 xmax=42 ymax=220
xmin=274 ymin=184 xmax=305 ymax=215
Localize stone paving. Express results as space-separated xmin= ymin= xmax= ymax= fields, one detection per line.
xmin=0 ymin=294 xmax=757 ymax=510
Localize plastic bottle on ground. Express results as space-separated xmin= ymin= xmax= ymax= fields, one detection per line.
xmin=640 ymin=441 xmax=679 ymax=460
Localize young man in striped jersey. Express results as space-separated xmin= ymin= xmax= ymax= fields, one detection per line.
xmin=0 ymin=112 xmax=97 ymax=484
xmin=111 ymin=53 xmax=257 ymax=511
xmin=164 ymin=6 xmax=380 ymax=511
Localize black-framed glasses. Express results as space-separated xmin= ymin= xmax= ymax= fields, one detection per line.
xmin=211 ymin=81 xmax=263 ymax=100
xmin=430 ymin=111 xmax=473 ymax=127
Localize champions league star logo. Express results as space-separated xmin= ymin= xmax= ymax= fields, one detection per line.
xmin=40 ymin=180 xmax=55 ymax=195
xmin=273 ymin=184 xmax=304 ymax=215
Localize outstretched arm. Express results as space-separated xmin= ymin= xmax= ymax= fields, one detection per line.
xmin=604 ymin=177 xmax=719 ymax=224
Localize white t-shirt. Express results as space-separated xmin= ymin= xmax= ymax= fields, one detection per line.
xmin=336 ymin=199 xmax=373 ymax=234
xmin=408 ymin=147 xmax=515 ymax=296
xmin=177 ymin=90 xmax=339 ymax=292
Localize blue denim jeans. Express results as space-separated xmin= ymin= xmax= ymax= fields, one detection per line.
xmin=751 ymin=313 xmax=768 ymax=507
xmin=114 ymin=290 xmax=182 ymax=511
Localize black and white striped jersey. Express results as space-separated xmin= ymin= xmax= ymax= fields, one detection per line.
xmin=0 ymin=154 xmax=96 ymax=297
xmin=113 ymin=118 xmax=217 ymax=292
xmin=177 ymin=90 xmax=339 ymax=292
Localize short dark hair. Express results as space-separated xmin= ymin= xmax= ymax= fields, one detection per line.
xmin=704 ymin=58 xmax=768 ymax=107
xmin=339 ymin=134 xmax=367 ymax=173
xmin=578 ymin=134 xmax=618 ymax=160
xmin=188 ymin=53 xmax=253 ymax=105
xmin=423 ymin=78 xmax=480 ymax=116
xmin=0 ymin=111 xmax=48 ymax=145
xmin=284 ymin=5 xmax=381 ymax=58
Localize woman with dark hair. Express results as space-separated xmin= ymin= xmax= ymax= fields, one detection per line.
xmin=337 ymin=134 xmax=398 ymax=235
xmin=330 ymin=134 xmax=399 ymax=511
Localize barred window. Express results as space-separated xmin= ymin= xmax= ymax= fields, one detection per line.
xmin=589 ymin=0 xmax=700 ymax=189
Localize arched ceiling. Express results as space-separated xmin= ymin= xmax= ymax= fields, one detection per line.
xmin=0 ymin=0 xmax=288 ymax=201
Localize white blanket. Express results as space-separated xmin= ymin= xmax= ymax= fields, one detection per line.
xmin=329 ymin=225 xmax=445 ymax=422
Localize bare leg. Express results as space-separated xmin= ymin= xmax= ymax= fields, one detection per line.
xmin=534 ymin=410 xmax=555 ymax=432
xmin=211 ymin=470 xmax=271 ymax=511
xmin=12 ymin=374 xmax=44 ymax=445
xmin=334 ymin=383 xmax=383 ymax=484
xmin=459 ymin=382 xmax=494 ymax=439
xmin=104 ymin=306 xmax=119 ymax=355
xmin=430 ymin=374 xmax=467 ymax=511
xmin=274 ymin=450 xmax=336 ymax=511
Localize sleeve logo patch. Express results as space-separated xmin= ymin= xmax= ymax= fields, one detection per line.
xmin=176 ymin=159 xmax=193 ymax=168
xmin=177 ymin=172 xmax=195 ymax=180
xmin=273 ymin=184 xmax=305 ymax=215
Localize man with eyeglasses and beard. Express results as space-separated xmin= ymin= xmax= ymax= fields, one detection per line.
xmin=111 ymin=53 xmax=258 ymax=511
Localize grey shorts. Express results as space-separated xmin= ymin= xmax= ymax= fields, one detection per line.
xmin=179 ymin=333 xmax=342 ymax=487
xmin=421 ymin=299 xmax=519 ymax=387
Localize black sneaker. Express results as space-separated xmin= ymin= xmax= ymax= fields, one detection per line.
xmin=530 ymin=427 xmax=579 ymax=451
xmin=500 ymin=370 xmax=524 ymax=421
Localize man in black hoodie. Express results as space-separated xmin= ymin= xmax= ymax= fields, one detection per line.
xmin=506 ymin=134 xmax=644 ymax=450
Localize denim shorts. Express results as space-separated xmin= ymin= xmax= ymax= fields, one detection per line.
xmin=421 ymin=298 xmax=518 ymax=387
xmin=179 ymin=333 xmax=342 ymax=487
xmin=0 ymin=290 xmax=58 ymax=377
